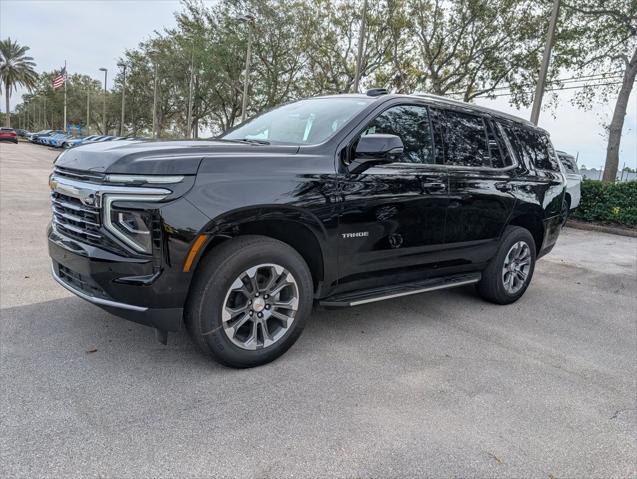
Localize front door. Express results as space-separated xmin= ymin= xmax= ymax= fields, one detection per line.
xmin=336 ymin=103 xmax=449 ymax=294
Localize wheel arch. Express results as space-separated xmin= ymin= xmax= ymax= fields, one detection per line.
xmin=507 ymin=208 xmax=545 ymax=254
xmin=189 ymin=206 xmax=330 ymax=295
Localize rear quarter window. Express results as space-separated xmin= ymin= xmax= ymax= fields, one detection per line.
xmin=558 ymin=154 xmax=579 ymax=174
xmin=502 ymin=124 xmax=560 ymax=172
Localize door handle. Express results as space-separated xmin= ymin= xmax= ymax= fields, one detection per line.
xmin=495 ymin=182 xmax=513 ymax=192
xmin=422 ymin=181 xmax=446 ymax=192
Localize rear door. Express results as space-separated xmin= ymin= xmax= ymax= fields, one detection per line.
xmin=502 ymin=124 xmax=566 ymax=252
xmin=432 ymin=107 xmax=517 ymax=264
xmin=506 ymin=124 xmax=565 ymax=218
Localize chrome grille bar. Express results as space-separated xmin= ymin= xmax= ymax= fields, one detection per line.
xmin=53 ymin=166 xmax=105 ymax=183
xmin=51 ymin=197 xmax=96 ymax=213
xmin=51 ymin=189 xmax=102 ymax=244
xmin=52 ymin=217 xmax=102 ymax=239
xmin=51 ymin=206 xmax=100 ymax=227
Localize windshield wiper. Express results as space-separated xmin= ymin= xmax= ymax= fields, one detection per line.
xmin=232 ymin=138 xmax=271 ymax=145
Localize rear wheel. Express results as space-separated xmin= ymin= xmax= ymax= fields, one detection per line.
xmin=561 ymin=197 xmax=570 ymax=227
xmin=477 ymin=226 xmax=536 ymax=304
xmin=185 ymin=235 xmax=313 ymax=368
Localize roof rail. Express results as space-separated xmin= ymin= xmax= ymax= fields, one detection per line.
xmin=366 ymin=88 xmax=388 ymax=97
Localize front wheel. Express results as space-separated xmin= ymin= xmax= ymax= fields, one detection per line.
xmin=185 ymin=235 xmax=313 ymax=368
xmin=476 ymin=226 xmax=536 ymax=305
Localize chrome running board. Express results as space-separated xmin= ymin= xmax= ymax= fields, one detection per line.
xmin=319 ymin=272 xmax=481 ymax=307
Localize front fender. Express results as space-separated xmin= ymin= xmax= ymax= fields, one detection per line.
xmin=201 ymin=204 xmax=330 ymax=242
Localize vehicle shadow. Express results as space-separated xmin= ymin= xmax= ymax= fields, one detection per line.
xmin=2 ymin=285 xmax=481 ymax=373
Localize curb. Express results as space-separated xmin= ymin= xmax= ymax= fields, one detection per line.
xmin=566 ymin=219 xmax=637 ymax=238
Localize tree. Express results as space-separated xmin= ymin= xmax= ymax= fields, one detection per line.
xmin=16 ymin=72 xmax=103 ymax=133
xmin=0 ymin=38 xmax=38 ymax=127
xmin=372 ymin=0 xmax=554 ymax=105
xmin=373 ymin=0 xmax=420 ymax=93
xmin=114 ymin=49 xmax=156 ymax=135
xmin=16 ymin=0 xmax=602 ymax=138
xmin=560 ymin=0 xmax=637 ymax=182
xmin=176 ymin=0 xmax=317 ymax=132
xmin=176 ymin=1 xmax=245 ymax=132
xmin=299 ymin=0 xmax=392 ymax=94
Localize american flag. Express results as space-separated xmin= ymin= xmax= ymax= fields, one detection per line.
xmin=53 ymin=67 xmax=66 ymax=89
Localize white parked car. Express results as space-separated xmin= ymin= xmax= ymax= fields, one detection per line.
xmin=557 ymin=151 xmax=582 ymax=215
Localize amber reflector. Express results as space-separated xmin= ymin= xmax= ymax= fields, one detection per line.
xmin=183 ymin=234 xmax=208 ymax=272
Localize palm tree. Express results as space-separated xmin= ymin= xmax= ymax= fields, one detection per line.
xmin=0 ymin=38 xmax=38 ymax=127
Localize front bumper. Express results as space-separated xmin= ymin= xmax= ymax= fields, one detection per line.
xmin=49 ymin=227 xmax=184 ymax=331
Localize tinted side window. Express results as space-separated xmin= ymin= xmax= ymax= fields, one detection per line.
xmin=439 ymin=110 xmax=490 ymax=167
xmin=486 ymin=121 xmax=513 ymax=168
xmin=362 ymin=105 xmax=434 ymax=164
xmin=558 ymin=154 xmax=578 ymax=174
xmin=512 ymin=127 xmax=560 ymax=172
xmin=498 ymin=122 xmax=526 ymax=165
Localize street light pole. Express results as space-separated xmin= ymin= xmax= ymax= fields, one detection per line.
xmin=118 ymin=62 xmax=127 ymax=136
xmin=530 ymin=0 xmax=561 ymax=125
xmin=152 ymin=61 xmax=159 ymax=138
xmin=239 ymin=14 xmax=255 ymax=123
xmin=63 ymin=60 xmax=67 ymax=133
xmin=187 ymin=47 xmax=194 ymax=139
xmin=86 ymin=90 xmax=90 ymax=135
xmin=353 ymin=0 xmax=368 ymax=93
xmin=99 ymin=67 xmax=108 ymax=134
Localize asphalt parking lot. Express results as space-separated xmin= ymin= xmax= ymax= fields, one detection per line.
xmin=1 ymin=142 xmax=636 ymax=478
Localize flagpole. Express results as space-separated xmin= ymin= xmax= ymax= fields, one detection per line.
xmin=63 ymin=60 xmax=67 ymax=133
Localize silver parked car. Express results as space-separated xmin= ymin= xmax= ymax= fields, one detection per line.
xmin=556 ymin=150 xmax=582 ymax=220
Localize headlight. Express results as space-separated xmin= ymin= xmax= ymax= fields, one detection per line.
xmin=103 ymin=194 xmax=167 ymax=254
xmin=111 ymin=209 xmax=154 ymax=253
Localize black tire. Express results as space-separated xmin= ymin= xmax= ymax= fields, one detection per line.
xmin=185 ymin=235 xmax=313 ymax=368
xmin=476 ymin=226 xmax=536 ymax=305
xmin=561 ymin=197 xmax=570 ymax=227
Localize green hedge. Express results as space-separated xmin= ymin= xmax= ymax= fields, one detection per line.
xmin=572 ymin=179 xmax=637 ymax=227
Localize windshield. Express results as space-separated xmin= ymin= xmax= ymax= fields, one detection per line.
xmin=222 ymin=97 xmax=374 ymax=145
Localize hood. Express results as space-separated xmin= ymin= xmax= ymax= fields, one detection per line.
xmin=54 ymin=139 xmax=300 ymax=175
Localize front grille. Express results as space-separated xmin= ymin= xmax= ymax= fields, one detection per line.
xmin=51 ymin=192 xmax=103 ymax=246
xmin=57 ymin=263 xmax=107 ymax=298
xmin=53 ymin=166 xmax=105 ymax=183
xmin=50 ymin=169 xmax=162 ymax=257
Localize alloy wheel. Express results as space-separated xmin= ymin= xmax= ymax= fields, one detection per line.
xmin=221 ymin=263 xmax=299 ymax=350
xmin=502 ymin=241 xmax=531 ymax=294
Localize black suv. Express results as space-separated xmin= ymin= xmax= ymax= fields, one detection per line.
xmin=48 ymin=91 xmax=566 ymax=367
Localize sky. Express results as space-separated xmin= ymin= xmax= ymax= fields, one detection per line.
xmin=1 ymin=0 xmax=636 ymax=170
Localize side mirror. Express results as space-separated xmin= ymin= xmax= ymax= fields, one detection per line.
xmin=349 ymin=134 xmax=404 ymax=174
